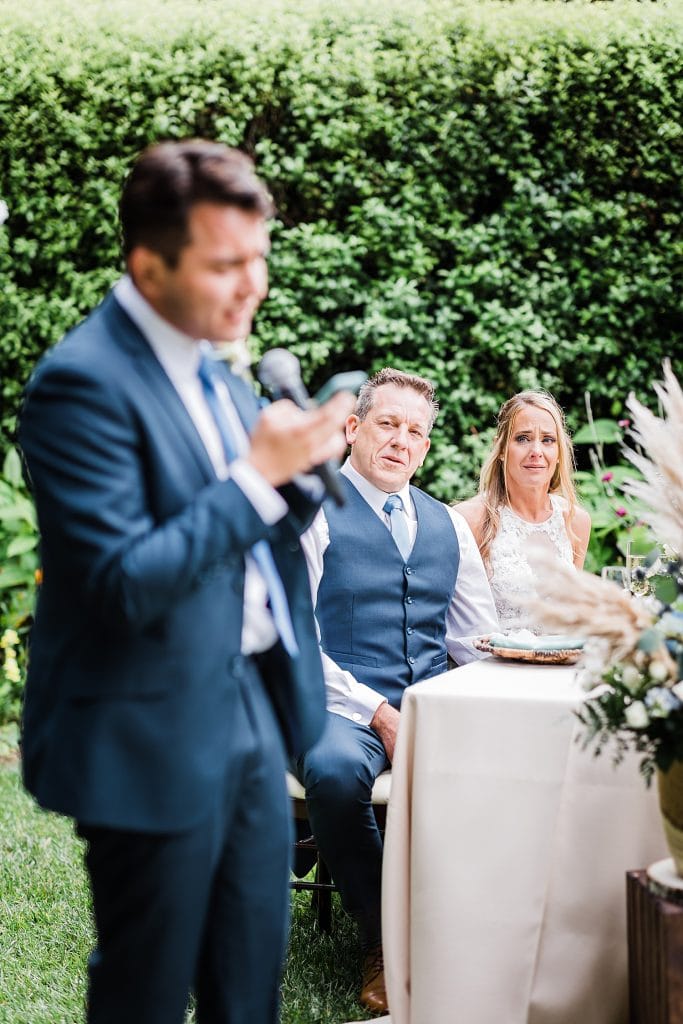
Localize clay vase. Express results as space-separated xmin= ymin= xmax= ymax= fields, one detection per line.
xmin=657 ymin=760 xmax=683 ymax=875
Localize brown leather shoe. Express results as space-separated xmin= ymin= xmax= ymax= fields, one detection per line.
xmin=359 ymin=944 xmax=388 ymax=1014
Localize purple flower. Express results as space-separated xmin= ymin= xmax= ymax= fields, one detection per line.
xmin=615 ymin=506 xmax=627 ymax=518
xmin=601 ymin=471 xmax=614 ymax=483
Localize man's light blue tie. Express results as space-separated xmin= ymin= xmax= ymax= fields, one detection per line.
xmin=383 ymin=494 xmax=411 ymax=562
xmin=197 ymin=355 xmax=299 ymax=657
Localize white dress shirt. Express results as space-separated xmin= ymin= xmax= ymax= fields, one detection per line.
xmin=114 ymin=276 xmax=287 ymax=654
xmin=300 ymin=460 xmax=499 ymax=724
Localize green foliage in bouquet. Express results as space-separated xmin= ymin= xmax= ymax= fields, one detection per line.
xmin=576 ymin=551 xmax=683 ymax=782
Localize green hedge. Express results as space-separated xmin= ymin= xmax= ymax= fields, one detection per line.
xmin=1 ymin=0 xmax=682 ymax=502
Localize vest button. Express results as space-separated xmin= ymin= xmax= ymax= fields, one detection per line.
xmin=407 ymin=627 xmax=414 ymax=635
xmin=408 ymin=656 xmax=416 ymax=665
xmin=405 ymin=597 xmax=413 ymax=604
xmin=405 ymin=567 xmax=413 ymax=574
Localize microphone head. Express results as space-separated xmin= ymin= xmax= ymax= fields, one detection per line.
xmin=257 ymin=348 xmax=302 ymax=394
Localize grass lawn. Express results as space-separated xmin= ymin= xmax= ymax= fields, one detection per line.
xmin=0 ymin=762 xmax=373 ymax=1024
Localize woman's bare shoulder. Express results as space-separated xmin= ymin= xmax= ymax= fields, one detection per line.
xmin=454 ymin=495 xmax=487 ymax=540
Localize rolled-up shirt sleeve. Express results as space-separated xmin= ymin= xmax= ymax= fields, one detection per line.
xmin=445 ymin=507 xmax=499 ymax=664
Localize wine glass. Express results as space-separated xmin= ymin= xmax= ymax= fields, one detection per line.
xmin=626 ymin=543 xmax=650 ymax=597
xmin=601 ymin=565 xmax=628 ymax=589
xmin=601 ymin=565 xmax=627 ymax=588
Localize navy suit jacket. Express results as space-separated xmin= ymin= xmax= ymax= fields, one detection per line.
xmin=18 ymin=292 xmax=326 ymax=833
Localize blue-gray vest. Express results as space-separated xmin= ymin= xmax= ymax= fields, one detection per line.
xmin=316 ymin=475 xmax=460 ymax=709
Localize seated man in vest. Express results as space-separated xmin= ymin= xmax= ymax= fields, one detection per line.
xmin=298 ymin=367 xmax=498 ymax=1013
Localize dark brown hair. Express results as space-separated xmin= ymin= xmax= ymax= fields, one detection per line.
xmin=119 ymin=139 xmax=274 ymax=266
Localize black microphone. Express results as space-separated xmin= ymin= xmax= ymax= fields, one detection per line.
xmin=257 ymin=348 xmax=347 ymax=507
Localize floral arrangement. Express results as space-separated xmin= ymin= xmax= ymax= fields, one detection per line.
xmin=532 ymin=361 xmax=683 ymax=783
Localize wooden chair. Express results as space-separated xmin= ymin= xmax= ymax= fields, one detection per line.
xmin=286 ymin=770 xmax=392 ymax=932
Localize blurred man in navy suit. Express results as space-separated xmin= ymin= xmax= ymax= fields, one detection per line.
xmin=19 ymin=139 xmax=353 ymax=1024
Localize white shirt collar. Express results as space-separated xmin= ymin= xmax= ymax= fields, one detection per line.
xmin=340 ymin=458 xmax=414 ymax=519
xmin=113 ymin=275 xmax=202 ymax=382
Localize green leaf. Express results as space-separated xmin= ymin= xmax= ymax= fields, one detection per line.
xmin=652 ymin=574 xmax=679 ymax=605
xmin=0 ymin=499 xmax=36 ymax=524
xmin=573 ymin=420 xmax=623 ymax=445
xmin=0 ymin=566 xmax=35 ymax=589
xmin=2 ymin=447 xmax=23 ymax=488
xmin=627 ymin=528 xmax=656 ymax=557
xmin=6 ymin=535 xmax=38 ymax=558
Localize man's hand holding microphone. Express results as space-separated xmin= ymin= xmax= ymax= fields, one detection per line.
xmin=249 ymin=349 xmax=364 ymax=499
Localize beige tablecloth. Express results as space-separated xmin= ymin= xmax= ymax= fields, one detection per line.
xmin=381 ymin=659 xmax=667 ymax=1024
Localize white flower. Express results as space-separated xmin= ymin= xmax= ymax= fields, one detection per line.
xmin=0 ymin=199 xmax=8 ymax=225
xmin=211 ymin=338 xmax=253 ymax=378
xmin=3 ymin=656 xmax=20 ymax=684
xmin=576 ymin=668 xmax=598 ymax=692
xmin=672 ymin=681 xmax=683 ymax=701
xmin=621 ymin=664 xmax=642 ymax=693
xmin=634 ymin=650 xmax=647 ymax=669
xmin=648 ymin=659 xmax=671 ymax=683
xmin=578 ymin=638 xmax=612 ymax=689
xmin=0 ymin=629 xmax=19 ymax=649
xmin=625 ymin=700 xmax=649 ymax=728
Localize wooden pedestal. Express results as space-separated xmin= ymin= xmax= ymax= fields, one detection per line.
xmin=627 ymin=868 xmax=683 ymax=1023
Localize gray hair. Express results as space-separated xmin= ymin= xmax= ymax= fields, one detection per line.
xmin=355 ymin=368 xmax=439 ymax=432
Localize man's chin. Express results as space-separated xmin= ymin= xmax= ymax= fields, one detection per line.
xmin=377 ymin=473 xmax=409 ymax=492
xmin=219 ymin=327 xmax=252 ymax=343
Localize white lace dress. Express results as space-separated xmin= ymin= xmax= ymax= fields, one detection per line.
xmin=488 ymin=495 xmax=574 ymax=634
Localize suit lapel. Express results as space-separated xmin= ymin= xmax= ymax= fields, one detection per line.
xmin=102 ymin=295 xmax=216 ymax=483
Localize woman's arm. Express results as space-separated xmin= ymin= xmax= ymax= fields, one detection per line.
xmin=569 ymin=505 xmax=592 ymax=569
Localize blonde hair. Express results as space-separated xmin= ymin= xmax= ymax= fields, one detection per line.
xmin=477 ymin=390 xmax=580 ymax=567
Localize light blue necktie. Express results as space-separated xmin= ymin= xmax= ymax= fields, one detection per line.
xmin=197 ymin=355 xmax=299 ymax=657
xmin=383 ymin=493 xmax=411 ymax=562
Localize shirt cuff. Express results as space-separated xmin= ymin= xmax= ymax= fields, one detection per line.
xmin=327 ymin=685 xmax=387 ymax=726
xmin=230 ymin=458 xmax=288 ymax=525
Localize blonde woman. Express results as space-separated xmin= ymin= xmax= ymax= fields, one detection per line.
xmin=457 ymin=390 xmax=591 ymax=633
